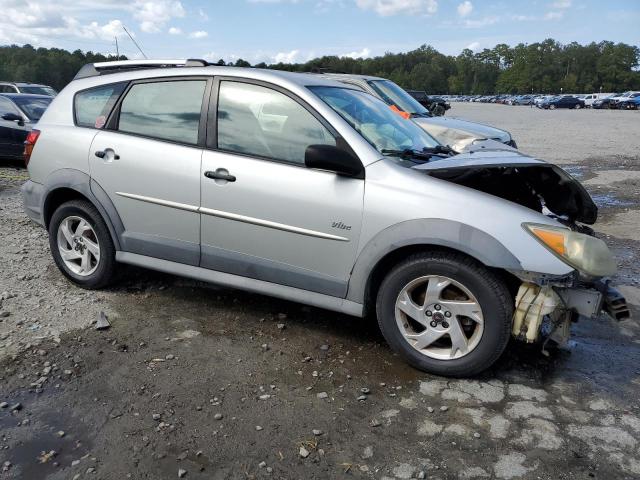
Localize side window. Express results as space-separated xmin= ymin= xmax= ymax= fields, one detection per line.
xmin=118 ymin=80 xmax=206 ymax=145
xmin=75 ymin=83 xmax=126 ymax=128
xmin=217 ymin=81 xmax=335 ymax=165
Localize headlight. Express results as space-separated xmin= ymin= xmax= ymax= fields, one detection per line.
xmin=523 ymin=223 xmax=617 ymax=277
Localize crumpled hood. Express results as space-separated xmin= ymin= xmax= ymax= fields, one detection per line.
xmin=413 ymin=150 xmax=598 ymax=225
xmin=413 ymin=116 xmax=512 ymax=150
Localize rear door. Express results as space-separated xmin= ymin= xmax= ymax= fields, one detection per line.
xmin=88 ymin=77 xmax=211 ymax=265
xmin=199 ymin=78 xmax=364 ymax=297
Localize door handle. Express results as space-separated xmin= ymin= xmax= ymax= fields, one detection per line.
xmin=95 ymin=150 xmax=120 ymax=160
xmin=204 ymin=170 xmax=236 ymax=182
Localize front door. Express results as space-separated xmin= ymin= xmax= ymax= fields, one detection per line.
xmin=200 ymin=79 xmax=364 ymax=297
xmin=89 ymin=78 xmax=210 ymax=265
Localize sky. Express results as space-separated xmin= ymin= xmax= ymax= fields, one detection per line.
xmin=0 ymin=0 xmax=638 ymax=63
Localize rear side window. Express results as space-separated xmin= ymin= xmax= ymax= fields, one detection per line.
xmin=75 ymin=83 xmax=126 ymax=128
xmin=118 ymin=80 xmax=206 ymax=145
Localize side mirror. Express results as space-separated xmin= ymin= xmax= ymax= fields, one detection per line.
xmin=305 ymin=144 xmax=364 ymax=179
xmin=2 ymin=113 xmax=24 ymax=125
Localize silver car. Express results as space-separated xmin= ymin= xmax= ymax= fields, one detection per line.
xmin=21 ymin=60 xmax=628 ymax=377
xmin=319 ymin=73 xmax=517 ymax=152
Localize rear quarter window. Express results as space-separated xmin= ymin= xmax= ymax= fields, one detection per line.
xmin=74 ymin=82 xmax=127 ymax=128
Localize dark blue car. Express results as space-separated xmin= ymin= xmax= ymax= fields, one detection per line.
xmin=0 ymin=93 xmax=52 ymax=160
xmin=541 ymin=96 xmax=585 ymax=110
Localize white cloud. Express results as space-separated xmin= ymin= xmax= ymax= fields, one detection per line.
xmin=134 ymin=0 xmax=185 ymax=33
xmin=457 ymin=1 xmax=472 ymax=17
xmin=551 ymin=0 xmax=571 ymax=8
xmin=341 ymin=47 xmax=371 ymax=59
xmin=463 ymin=15 xmax=498 ymax=27
xmin=274 ymin=49 xmax=300 ymax=63
xmin=466 ymin=41 xmax=480 ymax=51
xmin=189 ymin=30 xmax=208 ymax=39
xmin=544 ymin=11 xmax=563 ymax=20
xmin=511 ymin=14 xmax=535 ymax=21
xmin=355 ymin=0 xmax=437 ymax=17
xmin=168 ymin=26 xmax=182 ymax=35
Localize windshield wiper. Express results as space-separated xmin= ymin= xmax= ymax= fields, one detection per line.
xmin=381 ymin=145 xmax=454 ymax=161
xmin=381 ymin=148 xmax=434 ymax=160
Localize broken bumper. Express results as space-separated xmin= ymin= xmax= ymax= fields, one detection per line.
xmin=512 ymin=279 xmax=631 ymax=343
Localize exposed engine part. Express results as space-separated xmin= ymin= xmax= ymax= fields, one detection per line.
xmin=555 ymin=287 xmax=602 ymax=319
xmin=512 ymin=282 xmax=561 ymax=343
xmin=424 ymin=163 xmax=597 ymax=224
xmin=594 ymin=283 xmax=631 ymax=321
xmin=542 ymin=310 xmax=573 ymax=356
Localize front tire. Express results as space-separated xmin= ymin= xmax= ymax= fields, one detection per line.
xmin=48 ymin=200 xmax=116 ymax=289
xmin=376 ymin=252 xmax=513 ymax=377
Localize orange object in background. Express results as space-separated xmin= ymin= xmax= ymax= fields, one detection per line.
xmin=389 ymin=104 xmax=411 ymax=119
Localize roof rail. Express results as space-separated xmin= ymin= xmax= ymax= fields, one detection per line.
xmin=73 ymin=59 xmax=209 ymax=80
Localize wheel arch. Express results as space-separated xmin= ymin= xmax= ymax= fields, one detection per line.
xmin=42 ymin=169 xmax=124 ymax=250
xmin=346 ymin=219 xmax=523 ymax=316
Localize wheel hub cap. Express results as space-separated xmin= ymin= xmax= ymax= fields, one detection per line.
xmin=56 ymin=216 xmax=100 ymax=277
xmin=394 ymin=275 xmax=484 ymax=360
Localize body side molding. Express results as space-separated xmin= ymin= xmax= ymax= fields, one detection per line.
xmin=116 ymin=191 xmax=349 ymax=242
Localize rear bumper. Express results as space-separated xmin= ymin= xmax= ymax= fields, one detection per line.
xmin=21 ymin=180 xmax=45 ymax=227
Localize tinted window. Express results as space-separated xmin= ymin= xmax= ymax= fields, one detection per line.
xmin=119 ymin=80 xmax=206 ymax=145
xmin=217 ymin=81 xmax=335 ymax=164
xmin=20 ymin=86 xmax=57 ymax=96
xmin=75 ymin=83 xmax=126 ymax=128
xmin=0 ymin=97 xmax=20 ymax=116
xmin=13 ymin=96 xmax=52 ymax=121
xmin=368 ymin=80 xmax=429 ymax=116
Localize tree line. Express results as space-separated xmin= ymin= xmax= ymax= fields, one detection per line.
xmin=1 ymin=39 xmax=638 ymax=94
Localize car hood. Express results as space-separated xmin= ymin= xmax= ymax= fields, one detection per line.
xmin=412 ymin=150 xmax=598 ymax=225
xmin=413 ymin=116 xmax=511 ymax=149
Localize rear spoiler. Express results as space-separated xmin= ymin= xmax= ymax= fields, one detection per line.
xmin=73 ymin=59 xmax=209 ymax=80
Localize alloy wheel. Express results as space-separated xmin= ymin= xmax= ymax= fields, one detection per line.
xmin=56 ymin=216 xmax=101 ymax=276
xmin=394 ymin=275 xmax=484 ymax=360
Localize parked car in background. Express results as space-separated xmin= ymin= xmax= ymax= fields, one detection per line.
xmin=617 ymin=95 xmax=640 ymax=110
xmin=0 ymin=93 xmax=52 ymax=160
xmin=21 ymin=59 xmax=628 ymax=376
xmin=0 ymin=82 xmax=57 ymax=96
xmin=320 ymin=73 xmax=517 ymax=151
xmin=581 ymin=93 xmax=611 ymax=107
xmin=592 ymin=96 xmax=619 ymax=109
xmin=534 ymin=95 xmax=555 ymax=107
xmin=406 ymin=90 xmax=450 ymax=116
xmin=540 ymin=95 xmax=585 ymax=109
xmin=512 ymin=95 xmax=534 ymax=106
xmin=609 ymin=91 xmax=640 ymax=107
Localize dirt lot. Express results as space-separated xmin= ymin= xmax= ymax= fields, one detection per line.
xmin=1 ymin=104 xmax=640 ymax=479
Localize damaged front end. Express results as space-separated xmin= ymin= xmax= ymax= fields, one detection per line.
xmin=413 ymin=150 xmax=631 ymax=348
xmin=511 ymin=279 xmax=630 ymax=352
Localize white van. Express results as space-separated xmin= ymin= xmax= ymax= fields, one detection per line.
xmin=582 ymin=93 xmax=612 ymax=107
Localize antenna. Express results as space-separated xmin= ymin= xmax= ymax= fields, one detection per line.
xmin=115 ymin=36 xmax=119 ymax=59
xmin=122 ymin=25 xmax=148 ymax=59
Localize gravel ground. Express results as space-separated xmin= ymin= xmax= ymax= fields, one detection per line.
xmin=1 ymin=105 xmax=640 ymax=479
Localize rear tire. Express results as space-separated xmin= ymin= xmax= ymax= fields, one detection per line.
xmin=375 ymin=251 xmax=513 ymax=377
xmin=48 ymin=200 xmax=116 ymax=289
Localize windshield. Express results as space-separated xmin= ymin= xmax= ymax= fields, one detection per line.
xmin=19 ymin=86 xmax=57 ymax=96
xmin=310 ymin=86 xmax=440 ymax=154
xmin=367 ymin=80 xmax=430 ymax=116
xmin=13 ymin=97 xmax=52 ymax=121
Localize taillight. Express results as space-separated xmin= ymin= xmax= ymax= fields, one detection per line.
xmin=24 ymin=129 xmax=40 ymax=166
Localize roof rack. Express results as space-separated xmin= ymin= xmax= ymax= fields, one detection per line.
xmin=73 ymin=59 xmax=209 ymax=80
